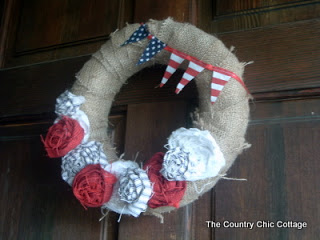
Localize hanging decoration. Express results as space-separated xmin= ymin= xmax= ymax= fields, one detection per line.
xmin=121 ymin=23 xmax=247 ymax=103
xmin=138 ymin=36 xmax=167 ymax=65
xmin=72 ymin=164 xmax=117 ymax=209
xmin=143 ymin=152 xmax=187 ymax=209
xmin=41 ymin=18 xmax=250 ymax=223
xmin=121 ymin=24 xmax=149 ymax=46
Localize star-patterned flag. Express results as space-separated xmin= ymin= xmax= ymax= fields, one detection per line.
xmin=137 ymin=36 xmax=167 ymax=65
xmin=121 ymin=24 xmax=149 ymax=46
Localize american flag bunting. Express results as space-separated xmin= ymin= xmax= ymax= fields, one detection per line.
xmin=137 ymin=36 xmax=166 ymax=65
xmin=175 ymin=61 xmax=204 ymax=94
xmin=160 ymin=53 xmax=185 ymax=87
xmin=121 ymin=24 xmax=149 ymax=46
xmin=120 ymin=23 xmax=247 ymax=104
xmin=211 ymin=71 xmax=231 ymax=103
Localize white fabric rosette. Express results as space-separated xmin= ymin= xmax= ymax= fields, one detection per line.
xmin=102 ymin=161 xmax=152 ymax=218
xmin=61 ymin=141 xmax=108 ymax=185
xmin=55 ymin=90 xmax=90 ymax=142
xmin=161 ymin=127 xmax=225 ymax=181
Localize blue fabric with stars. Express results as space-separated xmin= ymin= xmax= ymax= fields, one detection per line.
xmin=137 ymin=36 xmax=167 ymax=65
xmin=121 ymin=24 xmax=149 ymax=46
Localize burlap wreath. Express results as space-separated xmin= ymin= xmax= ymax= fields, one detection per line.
xmin=45 ymin=18 xmax=250 ymax=219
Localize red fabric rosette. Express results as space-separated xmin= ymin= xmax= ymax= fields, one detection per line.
xmin=72 ymin=164 xmax=117 ymax=208
xmin=41 ymin=116 xmax=84 ymax=158
xmin=143 ymin=152 xmax=187 ymax=208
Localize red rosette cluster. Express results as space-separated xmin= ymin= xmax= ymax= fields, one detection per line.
xmin=72 ymin=164 xmax=117 ymax=208
xmin=41 ymin=116 xmax=84 ymax=158
xmin=143 ymin=152 xmax=187 ymax=208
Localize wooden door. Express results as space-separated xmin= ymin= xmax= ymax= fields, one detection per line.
xmin=1 ymin=0 xmax=320 ymax=240
xmin=209 ymin=2 xmax=320 ymax=239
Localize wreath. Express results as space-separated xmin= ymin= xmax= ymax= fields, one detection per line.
xmin=42 ymin=18 xmax=250 ymax=222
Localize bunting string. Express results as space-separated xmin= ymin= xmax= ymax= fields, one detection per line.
xmin=122 ymin=24 xmax=248 ymax=104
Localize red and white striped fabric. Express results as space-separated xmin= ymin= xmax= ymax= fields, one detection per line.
xmin=211 ymin=71 xmax=231 ymax=103
xmin=175 ymin=61 xmax=204 ymax=94
xmin=160 ymin=53 xmax=184 ymax=87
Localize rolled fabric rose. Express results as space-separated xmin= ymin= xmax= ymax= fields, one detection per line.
xmin=160 ymin=147 xmax=189 ymax=180
xmin=41 ymin=116 xmax=84 ymax=158
xmin=72 ymin=164 xmax=117 ymax=208
xmin=143 ymin=152 xmax=187 ymax=208
xmin=161 ymin=127 xmax=225 ymax=181
xmin=55 ymin=90 xmax=90 ymax=142
xmin=102 ymin=160 xmax=151 ymax=217
xmin=117 ymin=167 xmax=152 ymax=217
xmin=61 ymin=141 xmax=109 ymax=186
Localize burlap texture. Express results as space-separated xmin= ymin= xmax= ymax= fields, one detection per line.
xmin=71 ymin=18 xmax=250 ymax=215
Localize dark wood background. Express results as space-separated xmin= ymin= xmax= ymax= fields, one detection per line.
xmin=1 ymin=0 xmax=320 ymax=239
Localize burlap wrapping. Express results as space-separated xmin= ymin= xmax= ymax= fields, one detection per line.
xmin=71 ymin=18 xmax=250 ymax=216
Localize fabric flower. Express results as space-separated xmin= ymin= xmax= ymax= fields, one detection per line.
xmin=102 ymin=161 xmax=152 ymax=218
xmin=144 ymin=152 xmax=186 ymax=208
xmin=72 ymin=164 xmax=117 ymax=209
xmin=117 ymin=168 xmax=152 ymax=217
xmin=160 ymin=147 xmax=189 ymax=180
xmin=61 ymin=141 xmax=108 ymax=185
xmin=55 ymin=90 xmax=85 ymax=116
xmin=161 ymin=127 xmax=225 ymax=181
xmin=41 ymin=116 xmax=84 ymax=158
xmin=54 ymin=90 xmax=90 ymax=142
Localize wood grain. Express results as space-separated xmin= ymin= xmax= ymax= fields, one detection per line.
xmin=0 ymin=63 xmax=198 ymax=118
xmin=283 ymin=125 xmax=320 ymax=239
xmin=218 ymin=19 xmax=320 ymax=94
xmin=215 ymin=98 xmax=320 ymax=239
xmin=0 ymin=124 xmax=103 ymax=240
xmin=108 ymin=113 xmax=127 ymax=158
xmin=15 ymin=0 xmax=119 ymax=52
xmin=0 ymin=56 xmax=90 ymax=118
xmin=0 ymin=111 xmax=127 ymax=240
xmin=1 ymin=1 xmax=320 ymax=239
xmin=1 ymin=0 xmax=134 ymax=67
xmin=118 ymin=101 xmax=211 ymax=240
xmin=0 ymin=0 xmax=20 ymax=67
xmin=214 ymin=0 xmax=309 ymax=16
xmin=2 ymin=16 xmax=320 ymax=117
xmin=210 ymin=0 xmax=320 ymax=32
xmin=1 ymin=18 xmax=319 ymax=117
xmin=133 ymin=0 xmax=190 ymax=23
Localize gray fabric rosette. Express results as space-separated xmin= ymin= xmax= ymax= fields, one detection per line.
xmin=61 ymin=141 xmax=108 ymax=185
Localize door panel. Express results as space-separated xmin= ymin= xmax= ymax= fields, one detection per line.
xmin=0 ymin=0 xmax=134 ymax=67
xmin=0 ymin=113 xmax=126 ymax=239
xmin=119 ymin=101 xmax=191 ymax=240
xmin=215 ymin=98 xmax=320 ymax=239
xmin=0 ymin=123 xmax=102 ymax=240
xmin=1 ymin=0 xmax=320 ymax=239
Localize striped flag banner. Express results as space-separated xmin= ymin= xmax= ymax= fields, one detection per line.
xmin=175 ymin=61 xmax=204 ymax=94
xmin=160 ymin=53 xmax=185 ymax=87
xmin=211 ymin=71 xmax=231 ymax=103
